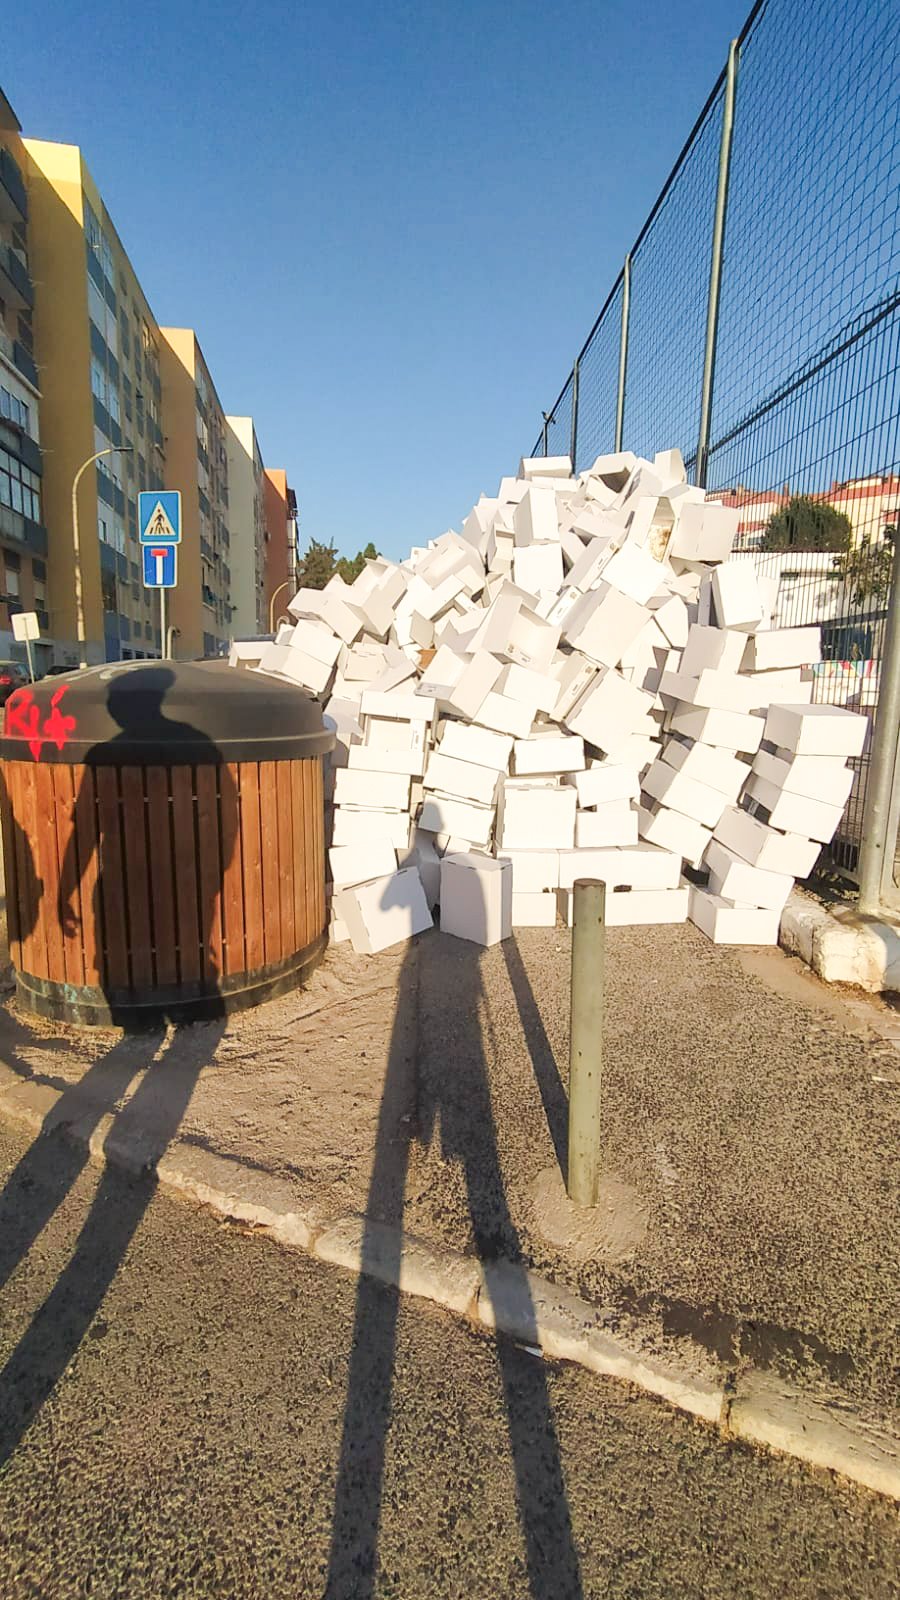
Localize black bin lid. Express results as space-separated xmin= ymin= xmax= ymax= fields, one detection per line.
xmin=0 ymin=660 xmax=335 ymax=766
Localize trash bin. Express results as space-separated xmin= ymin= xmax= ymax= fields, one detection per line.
xmin=0 ymin=660 xmax=334 ymax=1026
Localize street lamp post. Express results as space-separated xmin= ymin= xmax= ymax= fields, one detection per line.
xmin=268 ymin=579 xmax=294 ymax=633
xmin=71 ymin=445 xmax=133 ymax=669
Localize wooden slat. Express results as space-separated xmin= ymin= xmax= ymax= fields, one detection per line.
xmin=290 ymin=762 xmax=304 ymax=952
xmin=220 ymin=762 xmax=244 ymax=978
xmin=276 ymin=762 xmax=295 ymax=956
xmin=33 ymin=763 xmax=65 ymax=984
xmin=0 ymin=767 xmax=22 ymax=969
xmin=20 ymin=764 xmax=48 ymax=981
xmin=146 ymin=766 xmax=177 ymax=987
xmin=120 ymin=767 xmax=153 ymax=991
xmin=259 ymin=761 xmax=281 ymax=967
xmin=313 ymin=759 xmax=326 ymax=933
xmin=171 ymin=766 xmax=200 ymax=984
xmin=196 ymin=764 xmax=223 ymax=985
xmin=74 ymin=765 xmax=102 ymax=988
xmin=303 ymin=760 xmax=316 ymax=948
xmin=11 ymin=765 xmax=36 ymax=976
xmin=96 ymin=766 xmax=128 ymax=992
xmin=51 ymin=767 xmax=85 ymax=989
xmin=240 ymin=763 xmax=264 ymax=973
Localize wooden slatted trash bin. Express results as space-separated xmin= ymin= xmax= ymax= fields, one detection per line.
xmin=0 ymin=660 xmax=334 ymax=1026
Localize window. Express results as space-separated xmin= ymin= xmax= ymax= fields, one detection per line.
xmin=90 ymin=355 xmax=106 ymax=402
xmin=4 ymin=566 xmax=19 ymax=598
xmin=101 ymin=569 xmax=117 ymax=613
xmin=0 ymin=387 xmax=30 ymax=432
xmin=0 ymin=447 xmax=41 ymax=522
xmin=33 ymin=573 xmax=46 ymax=606
xmin=88 ymin=276 xmax=106 ymax=332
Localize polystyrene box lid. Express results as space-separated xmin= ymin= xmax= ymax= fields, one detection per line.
xmin=443 ymin=852 xmax=509 ymax=873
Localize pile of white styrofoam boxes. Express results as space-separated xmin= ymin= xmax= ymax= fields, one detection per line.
xmin=231 ymin=449 xmax=868 ymax=953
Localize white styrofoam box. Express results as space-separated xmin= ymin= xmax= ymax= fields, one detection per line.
xmin=346 ymin=585 xmax=396 ymax=638
xmin=473 ymin=691 xmax=535 ymax=739
xmin=257 ymin=642 xmax=293 ymax=675
xmin=440 ymin=853 xmax=512 ymax=947
xmin=398 ymin=840 xmax=441 ymax=908
xmin=669 ymin=705 xmax=765 ymax=753
xmin=409 ymin=612 xmax=435 ymax=649
xmin=545 ymin=585 xmax=584 ymax=628
xmin=271 ymin=649 xmax=332 ymax=695
xmin=513 ymin=542 xmax=564 ymax=595
xmin=557 ymin=886 xmax=689 ymax=926
xmin=642 ymin=759 xmax=730 ymax=828
xmin=365 ymin=714 xmax=428 ymax=754
xmin=752 ymin=748 xmax=855 ymax=806
xmin=289 ymin=586 xmax=362 ymax=645
xmin=416 ymin=643 xmax=466 ymax=695
xmin=495 ymin=663 xmax=560 ymax=716
xmin=511 ymin=891 xmax=557 ymax=927
xmin=563 ymin=585 xmax=651 ymax=669
xmin=601 ymin=540 xmax=666 ymax=605
xmin=564 ymin=670 xmax=655 ymax=756
xmin=742 ymin=669 xmax=815 ymax=712
xmin=329 ymin=913 xmax=350 ymax=944
xmin=437 ymin=720 xmax=513 ymax=772
xmin=712 ymin=805 xmax=820 ymax=878
xmin=418 ymin=794 xmax=495 ymax=847
xmin=335 ymin=867 xmax=432 ymax=955
xmin=496 ymin=779 xmax=577 ymax=850
xmin=361 ymin=689 xmax=437 ymax=723
xmin=519 ymin=455 xmax=572 ymax=480
xmin=439 ymin=651 xmax=503 ymax=721
xmin=423 ymin=751 xmax=501 ymax=806
xmin=287 ymin=619 xmax=344 ymax=667
xmin=704 ymin=838 xmax=794 ymax=912
xmin=512 ymin=733 xmax=586 ymax=776
xmin=512 ymin=483 xmax=560 ymax=547
xmin=565 ymin=763 xmax=640 ymax=807
xmin=710 ymin=561 xmax=765 ymax=633
xmin=503 ymin=604 xmax=561 ymax=672
xmin=347 ymin=744 xmax=426 ymax=777
xmin=688 ymin=886 xmax=780 ymax=946
xmin=669 ymin=501 xmax=738 ymax=563
xmin=342 ymin=645 xmax=390 ymax=682
xmin=653 ymin=447 xmax=686 ymax=488
xmin=637 ymin=802 xmax=712 ymax=867
xmin=651 ymin=593 xmax=689 ymax=649
xmin=328 ymin=840 xmax=398 ymax=888
xmin=574 ymin=803 xmax=639 ymax=848
xmin=600 ymin=733 xmax=661 ymax=774
xmin=586 ymin=451 xmax=638 ymax=492
xmin=550 ymin=652 xmax=599 ymax=720
xmin=333 ymin=769 xmax=411 ymax=811
xmin=561 ymin=523 xmax=585 ymax=568
xmin=558 ymin=842 xmax=682 ymax=890
xmin=229 ymin=640 xmax=265 ymax=668
xmin=762 ymin=702 xmax=869 ymax=759
xmin=661 ymin=738 xmax=750 ymax=800
xmin=659 ymin=668 xmax=755 ymax=713
xmin=743 ymin=774 xmax=845 ymax=843
xmin=742 ymin=626 xmax=823 ymax=673
xmin=566 ymin=536 xmax=614 ymax=592
xmin=680 ymin=624 xmax=747 ymax=678
xmin=331 ymin=808 xmax=412 ymax=849
xmin=494 ymin=849 xmax=560 ymax=892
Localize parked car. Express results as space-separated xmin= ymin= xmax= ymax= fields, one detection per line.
xmin=0 ymin=660 xmax=28 ymax=705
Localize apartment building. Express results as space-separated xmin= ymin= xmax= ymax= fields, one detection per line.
xmin=22 ymin=138 xmax=166 ymax=664
xmin=263 ymin=467 xmax=298 ymax=624
xmin=0 ymin=91 xmax=48 ymax=667
xmin=159 ymin=328 xmax=232 ymax=658
xmin=225 ymin=415 xmax=266 ymax=636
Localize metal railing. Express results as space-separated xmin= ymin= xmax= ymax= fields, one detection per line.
xmin=531 ymin=0 xmax=900 ymax=899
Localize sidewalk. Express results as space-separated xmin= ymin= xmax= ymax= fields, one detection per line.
xmin=0 ymin=919 xmax=896 ymax=1428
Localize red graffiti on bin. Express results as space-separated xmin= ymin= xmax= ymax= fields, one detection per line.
xmin=5 ymin=686 xmax=77 ymax=761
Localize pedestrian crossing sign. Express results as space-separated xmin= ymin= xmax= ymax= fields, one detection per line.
xmin=138 ymin=490 xmax=181 ymax=545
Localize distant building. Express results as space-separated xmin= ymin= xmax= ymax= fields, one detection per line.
xmin=263 ymin=467 xmax=298 ymax=625
xmin=22 ymin=137 xmax=167 ymax=665
xmin=225 ymin=416 xmax=267 ymax=637
xmin=159 ymin=329 xmax=232 ymax=658
xmin=0 ymin=92 xmax=48 ymax=667
xmin=714 ymin=475 xmax=900 ymax=551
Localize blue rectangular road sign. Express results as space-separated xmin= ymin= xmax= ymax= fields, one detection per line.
xmin=143 ymin=544 xmax=177 ymax=588
xmin=138 ymin=490 xmax=181 ymax=545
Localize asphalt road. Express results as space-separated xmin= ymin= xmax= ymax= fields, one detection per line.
xmin=0 ymin=1119 xmax=896 ymax=1600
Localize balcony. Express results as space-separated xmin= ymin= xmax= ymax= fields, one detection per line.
xmin=0 ymin=503 xmax=47 ymax=556
xmin=13 ymin=340 xmax=38 ymax=388
xmin=0 ymin=241 xmax=33 ymax=311
xmin=0 ymin=148 xmax=27 ymax=224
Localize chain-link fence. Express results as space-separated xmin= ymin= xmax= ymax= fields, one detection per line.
xmin=531 ymin=0 xmax=900 ymax=895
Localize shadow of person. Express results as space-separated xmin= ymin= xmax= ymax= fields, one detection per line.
xmin=326 ymin=920 xmax=583 ymax=1599
xmin=0 ymin=666 xmax=237 ymax=1470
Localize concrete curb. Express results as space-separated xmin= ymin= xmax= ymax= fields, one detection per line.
xmin=0 ymin=1070 xmax=897 ymax=1503
xmin=781 ymin=888 xmax=900 ymax=993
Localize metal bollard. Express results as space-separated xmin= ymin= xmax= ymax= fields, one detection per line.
xmin=567 ymin=878 xmax=605 ymax=1207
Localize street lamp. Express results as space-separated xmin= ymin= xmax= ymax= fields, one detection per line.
xmin=268 ymin=578 xmax=294 ymax=633
xmin=71 ymin=444 xmax=133 ymax=669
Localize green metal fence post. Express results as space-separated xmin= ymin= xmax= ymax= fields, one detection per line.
xmin=569 ymin=359 xmax=580 ymax=472
xmin=695 ymin=38 xmax=739 ymax=488
xmin=567 ymin=878 xmax=606 ymax=1207
xmin=614 ymin=255 xmax=631 ymax=453
xmin=858 ymin=535 xmax=900 ymax=914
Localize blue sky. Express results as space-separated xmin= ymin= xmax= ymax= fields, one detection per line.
xmin=7 ymin=0 xmax=746 ymax=561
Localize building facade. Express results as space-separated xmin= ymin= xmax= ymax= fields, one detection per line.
xmin=225 ymin=415 xmax=266 ymax=636
xmin=263 ymin=467 xmax=298 ymax=625
xmin=22 ymin=138 xmax=166 ymax=665
xmin=159 ymin=328 xmax=232 ymax=658
xmin=0 ymin=92 xmax=48 ymax=668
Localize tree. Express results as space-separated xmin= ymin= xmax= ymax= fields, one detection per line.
xmin=832 ymin=527 xmax=896 ymax=608
xmin=760 ymin=495 xmax=852 ymax=552
xmin=336 ymin=541 xmax=378 ymax=584
xmin=294 ymin=539 xmax=381 ymax=591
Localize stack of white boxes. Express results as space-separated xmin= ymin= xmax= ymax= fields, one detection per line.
xmin=231 ymin=448 xmax=868 ymax=955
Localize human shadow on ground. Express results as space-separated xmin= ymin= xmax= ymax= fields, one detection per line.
xmin=0 ymin=669 xmax=234 ymax=1468
xmin=325 ymin=926 xmax=583 ymax=1599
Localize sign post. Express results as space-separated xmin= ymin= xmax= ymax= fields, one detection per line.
xmin=11 ymin=610 xmax=40 ymax=683
xmin=139 ymin=492 xmax=181 ymax=661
